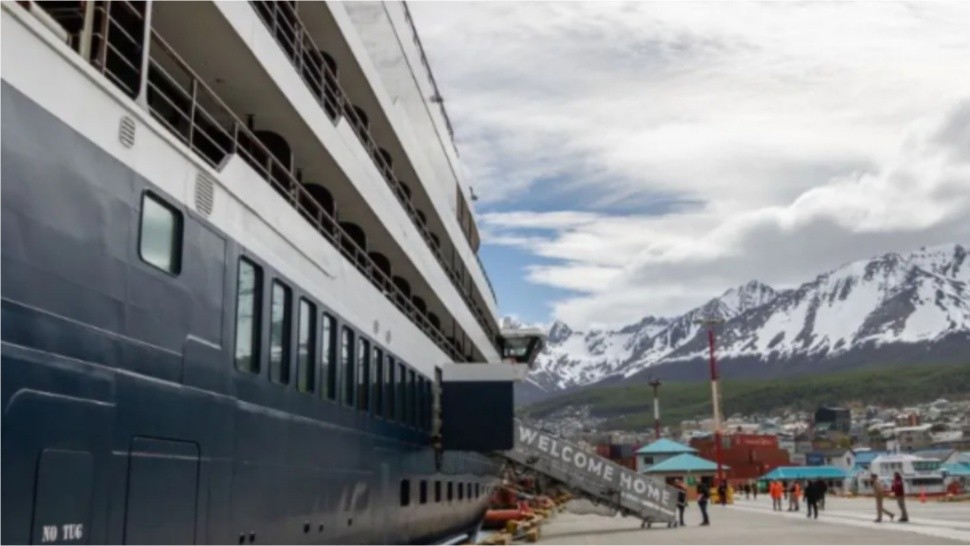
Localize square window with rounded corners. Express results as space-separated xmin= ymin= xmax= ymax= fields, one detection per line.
xmin=139 ymin=193 xmax=183 ymax=274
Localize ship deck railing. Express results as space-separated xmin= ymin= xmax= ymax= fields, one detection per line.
xmin=144 ymin=30 xmax=464 ymax=360
xmin=22 ymin=0 xmax=489 ymax=361
xmin=249 ymin=1 xmax=498 ymax=340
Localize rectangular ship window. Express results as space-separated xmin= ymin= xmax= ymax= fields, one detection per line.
xmin=385 ymin=357 xmax=395 ymax=420
xmin=420 ymin=481 xmax=428 ymax=504
xmin=409 ymin=370 xmax=417 ymax=427
xmin=416 ymin=377 xmax=425 ymax=430
xmin=372 ymin=348 xmax=383 ymax=416
xmin=400 ymin=480 xmax=411 ymax=507
xmin=269 ymin=281 xmax=292 ymax=384
xmin=234 ymin=258 xmax=261 ymax=374
xmin=414 ymin=376 xmax=421 ymax=429
xmin=139 ymin=193 xmax=182 ymax=274
xmin=321 ymin=313 xmax=337 ymax=400
xmin=398 ymin=363 xmax=408 ymax=424
xmin=447 ymin=482 xmax=453 ymax=502
xmin=428 ymin=379 xmax=435 ymax=431
xmin=357 ymin=338 xmax=370 ymax=412
xmin=341 ymin=327 xmax=355 ymax=406
xmin=424 ymin=379 xmax=432 ymax=431
xmin=296 ymin=299 xmax=316 ymax=393
xmin=435 ymin=481 xmax=442 ymax=503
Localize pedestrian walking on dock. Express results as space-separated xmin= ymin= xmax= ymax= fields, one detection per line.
xmin=697 ymin=481 xmax=711 ymax=526
xmin=871 ymin=473 xmax=895 ymax=523
xmin=817 ymin=479 xmax=827 ymax=511
xmin=770 ymin=480 xmax=783 ymax=511
xmin=805 ymin=481 xmax=819 ymax=519
xmin=752 ymin=481 xmax=758 ymax=500
xmin=718 ymin=482 xmax=727 ymax=506
xmin=892 ymin=472 xmax=909 ymax=523
xmin=787 ymin=482 xmax=800 ymax=511
xmin=676 ymin=479 xmax=688 ymax=527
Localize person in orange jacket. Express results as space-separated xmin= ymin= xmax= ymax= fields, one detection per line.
xmin=788 ymin=481 xmax=801 ymax=511
xmin=770 ymin=480 xmax=783 ymax=511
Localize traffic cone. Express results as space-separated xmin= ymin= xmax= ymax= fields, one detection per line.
xmin=920 ymin=488 xmax=926 ymax=503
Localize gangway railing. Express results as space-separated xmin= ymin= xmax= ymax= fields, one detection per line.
xmin=503 ymin=420 xmax=679 ymax=527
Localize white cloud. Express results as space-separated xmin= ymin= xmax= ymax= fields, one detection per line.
xmin=410 ymin=2 xmax=970 ymax=327
xmin=482 ymin=101 xmax=970 ymax=325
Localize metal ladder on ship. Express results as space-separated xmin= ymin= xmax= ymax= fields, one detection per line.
xmin=501 ymin=420 xmax=680 ymax=528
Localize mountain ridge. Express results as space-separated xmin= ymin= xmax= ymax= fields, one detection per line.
xmin=525 ymin=243 xmax=970 ymax=397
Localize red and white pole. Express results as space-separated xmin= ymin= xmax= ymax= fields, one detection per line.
xmin=708 ymin=327 xmax=724 ymax=486
xmin=649 ymin=379 xmax=662 ymax=439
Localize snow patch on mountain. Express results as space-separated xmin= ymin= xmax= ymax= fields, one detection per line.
xmin=529 ymin=243 xmax=970 ymax=391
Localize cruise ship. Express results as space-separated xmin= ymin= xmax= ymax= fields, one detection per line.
xmin=1 ymin=2 xmax=543 ymax=544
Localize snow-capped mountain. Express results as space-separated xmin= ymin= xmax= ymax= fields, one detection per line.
xmin=527 ymin=243 xmax=970 ymax=392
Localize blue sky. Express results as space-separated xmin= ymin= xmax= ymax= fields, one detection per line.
xmin=412 ymin=2 xmax=970 ymax=328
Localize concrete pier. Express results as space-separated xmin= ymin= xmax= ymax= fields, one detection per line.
xmin=535 ymin=497 xmax=970 ymax=544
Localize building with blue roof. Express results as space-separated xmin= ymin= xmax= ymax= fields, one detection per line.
xmin=851 ymin=450 xmax=888 ymax=472
xmin=760 ymin=466 xmax=847 ymax=482
xmin=642 ymin=453 xmax=725 ymax=474
xmin=635 ymin=438 xmax=696 ymax=473
xmin=641 ymin=453 xmax=728 ymax=494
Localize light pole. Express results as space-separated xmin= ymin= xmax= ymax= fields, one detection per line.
xmin=695 ymin=317 xmax=725 ymax=486
xmin=649 ymin=378 xmax=662 ymax=439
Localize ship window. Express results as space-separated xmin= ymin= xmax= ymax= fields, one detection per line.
xmin=409 ymin=370 xmax=417 ymax=427
xmin=458 ymin=483 xmax=464 ymax=501
xmin=397 ymin=362 xmax=407 ymax=423
xmin=435 ymin=481 xmax=442 ymax=503
xmin=321 ymin=313 xmax=337 ymax=400
xmin=296 ymin=299 xmax=316 ymax=393
xmin=385 ymin=356 xmax=395 ymax=420
xmin=400 ymin=479 xmax=410 ymax=507
xmin=420 ymin=378 xmax=427 ymax=431
xmin=269 ymin=281 xmax=292 ymax=385
xmin=412 ymin=375 xmax=424 ymax=428
xmin=341 ymin=327 xmax=355 ymax=406
xmin=467 ymin=483 xmax=472 ymax=500
xmin=372 ymin=347 xmax=383 ymax=416
xmin=447 ymin=482 xmax=453 ymax=502
xmin=419 ymin=481 xmax=428 ymax=504
xmin=475 ymin=484 xmax=480 ymax=498
xmin=423 ymin=378 xmax=432 ymax=431
xmin=234 ymin=258 xmax=262 ymax=374
xmin=357 ymin=338 xmax=370 ymax=412
xmin=139 ymin=193 xmax=182 ymax=274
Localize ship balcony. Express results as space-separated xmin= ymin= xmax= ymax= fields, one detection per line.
xmin=141 ymin=1 xmax=496 ymax=360
xmin=22 ymin=0 xmax=498 ymax=361
xmin=240 ymin=1 xmax=500 ymax=340
xmin=498 ymin=327 xmax=546 ymax=367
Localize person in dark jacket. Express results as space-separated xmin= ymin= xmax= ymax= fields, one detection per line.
xmin=804 ymin=480 xmax=819 ymax=519
xmin=718 ymin=482 xmax=727 ymax=506
xmin=676 ymin=479 xmax=688 ymax=527
xmin=817 ymin=479 xmax=828 ymax=511
xmin=697 ymin=481 xmax=711 ymax=526
xmin=892 ymin=472 xmax=909 ymax=522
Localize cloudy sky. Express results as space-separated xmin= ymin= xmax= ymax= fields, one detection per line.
xmin=409 ymin=2 xmax=970 ymax=329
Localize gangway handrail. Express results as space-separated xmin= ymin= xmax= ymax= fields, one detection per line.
xmin=503 ymin=420 xmax=679 ymax=526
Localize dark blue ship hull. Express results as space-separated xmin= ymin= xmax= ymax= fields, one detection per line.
xmin=1 ymin=82 xmax=501 ymax=545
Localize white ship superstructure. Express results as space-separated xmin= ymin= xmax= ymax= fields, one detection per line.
xmin=1 ymin=2 xmax=542 ymax=543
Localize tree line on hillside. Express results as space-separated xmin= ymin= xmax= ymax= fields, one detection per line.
xmin=520 ymin=363 xmax=970 ymax=431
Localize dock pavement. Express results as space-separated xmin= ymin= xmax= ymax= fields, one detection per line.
xmin=533 ymin=496 xmax=970 ymax=544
